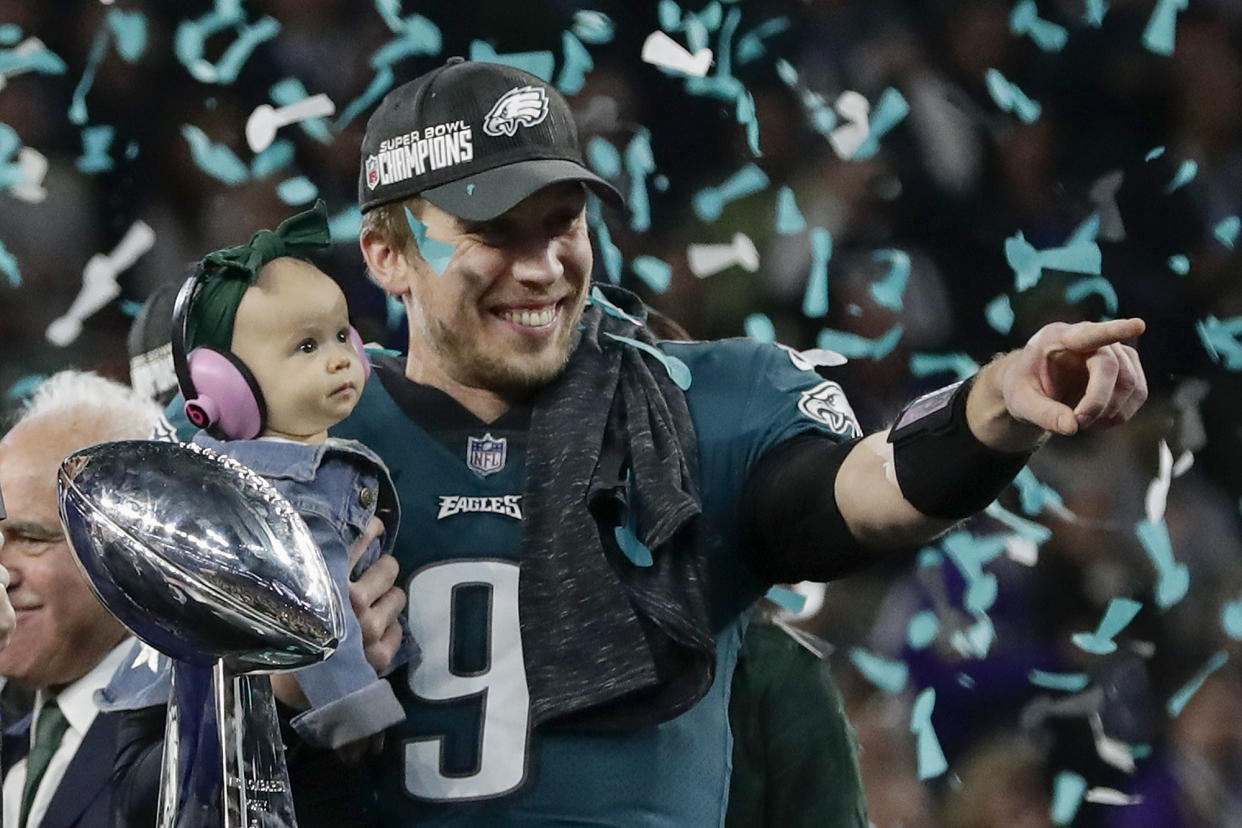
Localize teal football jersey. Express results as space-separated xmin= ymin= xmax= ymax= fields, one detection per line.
xmin=324 ymin=337 xmax=861 ymax=827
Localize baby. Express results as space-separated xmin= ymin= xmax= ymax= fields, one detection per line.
xmin=167 ymin=200 xmax=409 ymax=749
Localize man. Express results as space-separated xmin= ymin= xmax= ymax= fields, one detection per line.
xmin=126 ymin=58 xmax=1148 ymax=825
xmin=0 ymin=371 xmax=163 ymax=828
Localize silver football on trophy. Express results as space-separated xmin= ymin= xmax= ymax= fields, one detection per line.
xmin=58 ymin=439 xmax=343 ymax=673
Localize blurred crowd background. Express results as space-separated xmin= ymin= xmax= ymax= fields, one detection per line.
xmin=1 ymin=0 xmax=1241 ymax=825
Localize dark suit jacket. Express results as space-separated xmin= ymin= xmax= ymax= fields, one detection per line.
xmin=2 ymin=710 xmax=123 ymax=828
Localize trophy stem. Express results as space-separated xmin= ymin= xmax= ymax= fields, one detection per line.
xmin=217 ymin=665 xmax=298 ymax=827
xmin=158 ymin=661 xmax=298 ymax=827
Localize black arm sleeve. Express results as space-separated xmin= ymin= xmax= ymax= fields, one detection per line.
xmin=111 ymin=706 xmax=164 ymax=828
xmin=739 ymin=433 xmax=879 ymax=584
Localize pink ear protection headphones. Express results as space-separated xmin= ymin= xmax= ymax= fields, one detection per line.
xmin=170 ymin=267 xmax=371 ymax=440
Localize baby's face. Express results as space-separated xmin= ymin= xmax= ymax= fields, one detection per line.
xmin=230 ymin=258 xmax=366 ymax=443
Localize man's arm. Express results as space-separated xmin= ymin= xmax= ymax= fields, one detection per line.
xmin=836 ymin=318 xmax=1147 ymax=548
xmin=741 ymin=319 xmax=1147 ymax=581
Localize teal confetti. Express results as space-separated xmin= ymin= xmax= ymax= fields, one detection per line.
xmin=653 ymin=175 xmax=669 ymax=191
xmin=106 ymin=9 xmax=148 ymax=62
xmin=0 ymin=25 xmax=20 ymax=46
xmin=175 ymin=7 xmax=280 ymax=85
xmin=1071 ymin=597 xmax=1142 ymax=655
xmin=6 ymin=374 xmax=46 ymax=400
xmin=276 ymin=176 xmax=318 ymax=205
xmin=557 ymin=30 xmax=593 ymax=95
xmin=985 ymin=294 xmax=1014 ymax=334
xmin=0 ymin=39 xmax=66 ymax=76
xmin=657 ymin=0 xmax=682 ymax=32
xmin=1065 ymin=276 xmax=1118 ymax=316
xmin=744 ymin=313 xmax=776 ymax=342
xmin=911 ymin=688 xmax=948 ymax=779
xmin=736 ymin=89 xmax=761 ymax=157
xmin=385 ymin=294 xmax=404 ymax=333
xmin=849 ymin=648 xmax=908 ymax=692
xmin=870 ymin=249 xmax=911 ymax=311
xmin=270 ymin=79 xmax=332 ymax=144
xmin=764 ymin=585 xmax=806 ymax=614
xmin=76 ymin=125 xmax=114 ymax=174
xmin=603 ymin=333 xmax=693 ymax=390
xmin=1029 ymin=670 xmax=1089 ymax=692
xmin=736 ymin=17 xmax=790 ymax=64
xmin=1145 ymin=146 xmax=1166 ymax=161
xmin=615 ymin=523 xmax=654 ymax=567
xmin=328 ymin=207 xmax=362 ymax=244
xmin=1168 ymin=254 xmax=1190 ymax=275
xmin=1085 ymin=0 xmax=1109 ymax=27
xmin=119 ymin=299 xmax=143 ymax=317
xmin=956 ymin=673 xmax=976 ymax=688
xmin=69 ymin=23 xmax=109 ymax=125
xmin=1167 ymin=651 xmax=1228 ymax=716
xmin=908 ymin=610 xmax=939 ymax=650
xmin=1165 ymin=159 xmax=1198 ymax=193
xmin=1010 ymin=0 xmax=1069 ymax=52
xmin=1136 ymin=519 xmax=1190 ymax=609
xmin=251 ymin=139 xmax=295 ymax=178
xmin=693 ymin=163 xmax=769 ymax=222
xmin=950 ymin=615 xmax=997 ymax=658
xmin=1142 ymin=0 xmax=1187 ymax=57
xmin=910 ymin=352 xmax=978 ymax=380
xmin=851 ymin=88 xmax=910 ymax=160
xmin=816 ymin=323 xmax=903 ymax=361
xmin=985 ymin=69 xmax=1041 ymax=124
xmin=1197 ymin=315 xmax=1242 ymax=369
xmin=588 ymin=204 xmax=623 ymax=284
xmin=571 ymin=10 xmax=614 ymax=44
xmin=125 ymin=141 xmax=139 ymax=160
xmin=587 ymin=136 xmax=622 ymax=178
xmin=631 ymin=255 xmax=673 ymax=293
xmin=335 ymin=67 xmax=395 ymax=132
xmin=1051 ymin=771 xmax=1087 ymax=825
xmin=801 ymin=227 xmax=833 ymax=318
xmin=1214 ymin=216 xmax=1240 ymax=248
xmin=589 ymin=286 xmax=644 ymax=326
xmin=470 ymin=41 xmax=554 ymax=81
xmin=1005 ymin=214 xmax=1101 ymax=291
xmin=847 ymin=304 xmax=862 ymax=316
xmin=180 ymin=125 xmax=248 ymax=185
xmin=1013 ymin=467 xmax=1067 ymax=517
xmin=1222 ymin=594 xmax=1242 ymax=640
xmin=775 ymin=186 xmax=806 ymax=235
xmin=624 ymin=129 xmax=656 ymax=232
xmin=0 ymin=238 xmax=21 ymax=287
xmin=404 ymin=207 xmax=455 ymax=275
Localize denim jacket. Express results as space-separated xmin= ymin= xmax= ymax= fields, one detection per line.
xmin=99 ymin=434 xmax=410 ymax=750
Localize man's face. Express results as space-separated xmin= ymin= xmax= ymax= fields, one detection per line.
xmin=403 ymin=182 xmax=593 ymax=395
xmin=0 ymin=415 xmax=127 ymax=689
xmin=230 ymin=258 xmax=367 ymax=443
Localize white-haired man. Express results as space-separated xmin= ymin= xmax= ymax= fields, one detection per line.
xmin=0 ymin=371 xmax=162 ymax=828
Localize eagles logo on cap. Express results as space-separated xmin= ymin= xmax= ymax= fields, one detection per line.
xmin=483 ymin=86 xmax=550 ymax=137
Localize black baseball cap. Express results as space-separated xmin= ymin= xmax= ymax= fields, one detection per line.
xmin=359 ymin=58 xmax=623 ymax=221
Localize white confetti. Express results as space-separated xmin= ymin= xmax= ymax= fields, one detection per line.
xmin=245 ymin=93 xmax=335 ymax=153
xmin=46 ymin=220 xmax=155 ymax=346
xmin=640 ymin=30 xmax=712 ymax=78
xmin=687 ymin=232 xmax=759 ymax=277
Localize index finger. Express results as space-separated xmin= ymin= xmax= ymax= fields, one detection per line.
xmin=1053 ymin=318 xmax=1146 ymax=353
xmin=348 ymin=516 xmax=385 ymax=571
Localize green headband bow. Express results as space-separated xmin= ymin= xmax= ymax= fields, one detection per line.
xmin=188 ymin=199 xmax=333 ymax=352
xmin=201 ymin=198 xmax=332 ymax=278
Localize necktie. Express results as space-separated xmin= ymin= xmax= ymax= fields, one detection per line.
xmin=18 ymin=700 xmax=69 ymax=828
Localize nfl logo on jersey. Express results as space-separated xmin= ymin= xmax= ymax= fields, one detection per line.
xmin=467 ymin=433 xmax=507 ymax=477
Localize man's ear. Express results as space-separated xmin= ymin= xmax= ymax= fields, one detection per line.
xmin=360 ymin=229 xmax=412 ymax=295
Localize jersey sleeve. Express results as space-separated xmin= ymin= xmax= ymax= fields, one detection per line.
xmin=663 ymin=338 xmax=862 ymax=481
